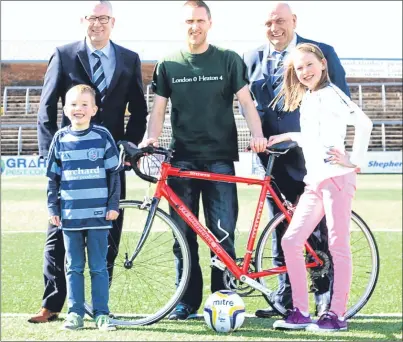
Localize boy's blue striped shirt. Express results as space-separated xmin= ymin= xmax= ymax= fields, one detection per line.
xmin=47 ymin=124 xmax=122 ymax=230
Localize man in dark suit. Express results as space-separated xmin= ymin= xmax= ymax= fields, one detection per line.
xmin=29 ymin=0 xmax=147 ymax=323
xmin=243 ymin=2 xmax=350 ymax=318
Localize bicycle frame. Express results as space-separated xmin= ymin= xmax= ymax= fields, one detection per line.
xmin=136 ymin=158 xmax=323 ymax=284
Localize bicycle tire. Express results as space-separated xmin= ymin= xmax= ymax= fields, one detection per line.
xmin=84 ymin=199 xmax=191 ymax=326
xmin=254 ymin=210 xmax=379 ymax=319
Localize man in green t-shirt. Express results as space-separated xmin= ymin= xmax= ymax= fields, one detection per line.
xmin=140 ymin=0 xmax=267 ymax=320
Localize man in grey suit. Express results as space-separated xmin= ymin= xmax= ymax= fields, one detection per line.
xmin=243 ymin=2 xmax=350 ymax=318
xmin=29 ymin=0 xmax=148 ymax=323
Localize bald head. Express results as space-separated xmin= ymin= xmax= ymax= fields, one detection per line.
xmin=264 ymin=1 xmax=297 ymax=51
xmin=267 ymin=2 xmax=293 ymax=15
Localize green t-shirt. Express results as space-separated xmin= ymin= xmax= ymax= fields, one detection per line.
xmin=152 ymin=44 xmax=249 ymax=161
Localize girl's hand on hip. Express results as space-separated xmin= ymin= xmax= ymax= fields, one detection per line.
xmin=326 ymin=148 xmax=356 ymax=168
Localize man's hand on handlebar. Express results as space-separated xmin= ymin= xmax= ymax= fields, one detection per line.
xmin=249 ymin=136 xmax=268 ymax=153
xmin=139 ymin=138 xmax=159 ymax=149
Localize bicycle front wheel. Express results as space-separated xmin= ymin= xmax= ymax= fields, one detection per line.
xmin=255 ymin=210 xmax=379 ymax=319
xmin=85 ymin=199 xmax=191 ymax=326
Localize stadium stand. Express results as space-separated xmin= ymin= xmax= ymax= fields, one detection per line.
xmin=1 ymin=64 xmax=402 ymax=156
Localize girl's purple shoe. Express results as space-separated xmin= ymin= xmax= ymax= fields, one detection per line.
xmin=273 ymin=308 xmax=312 ymax=330
xmin=306 ymin=311 xmax=348 ymax=332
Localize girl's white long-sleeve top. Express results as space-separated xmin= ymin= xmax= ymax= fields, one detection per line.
xmin=289 ymin=83 xmax=373 ymax=185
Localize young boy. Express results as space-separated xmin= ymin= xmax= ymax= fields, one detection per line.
xmin=46 ymin=84 xmax=122 ymax=331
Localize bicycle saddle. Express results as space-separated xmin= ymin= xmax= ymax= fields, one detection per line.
xmin=267 ymin=141 xmax=298 ymax=153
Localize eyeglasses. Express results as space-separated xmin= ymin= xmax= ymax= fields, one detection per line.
xmin=85 ymin=15 xmax=112 ymax=24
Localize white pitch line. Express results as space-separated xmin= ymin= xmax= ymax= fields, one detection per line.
xmin=2 ymin=313 xmax=402 ymax=318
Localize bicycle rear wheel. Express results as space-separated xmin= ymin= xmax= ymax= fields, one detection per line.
xmin=255 ymin=210 xmax=379 ymax=319
xmin=84 ymin=199 xmax=191 ymax=326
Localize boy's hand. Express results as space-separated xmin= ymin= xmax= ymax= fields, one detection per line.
xmin=106 ymin=210 xmax=120 ymax=221
xmin=49 ymin=215 xmax=61 ymax=227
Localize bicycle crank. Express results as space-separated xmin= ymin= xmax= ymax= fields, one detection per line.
xmin=222 ymin=258 xmax=257 ymax=297
xmin=307 ymin=250 xmax=331 ymax=278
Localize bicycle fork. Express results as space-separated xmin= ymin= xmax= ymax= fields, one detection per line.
xmin=124 ymin=197 xmax=160 ymax=269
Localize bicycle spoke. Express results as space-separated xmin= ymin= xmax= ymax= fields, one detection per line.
xmin=255 ymin=211 xmax=379 ymax=319
xmin=84 ymin=201 xmax=191 ymax=325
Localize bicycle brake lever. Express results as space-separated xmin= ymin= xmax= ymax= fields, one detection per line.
xmin=117 ymin=145 xmax=125 ymax=170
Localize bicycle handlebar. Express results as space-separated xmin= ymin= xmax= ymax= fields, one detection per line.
xmin=118 ymin=141 xmax=172 ymax=184
xmin=117 ymin=140 xmax=298 ymax=184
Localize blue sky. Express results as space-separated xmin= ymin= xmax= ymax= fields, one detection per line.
xmin=1 ymin=1 xmax=402 ymax=60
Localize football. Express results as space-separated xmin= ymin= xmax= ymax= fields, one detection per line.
xmin=203 ymin=290 xmax=246 ymax=333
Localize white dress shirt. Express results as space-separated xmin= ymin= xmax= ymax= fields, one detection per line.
xmin=268 ymin=33 xmax=297 ymax=73
xmin=289 ymin=83 xmax=373 ymax=185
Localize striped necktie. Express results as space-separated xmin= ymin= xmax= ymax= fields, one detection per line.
xmin=271 ymin=51 xmax=287 ymax=110
xmin=92 ymin=50 xmax=107 ymax=102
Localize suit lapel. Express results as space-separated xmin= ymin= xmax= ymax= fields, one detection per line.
xmin=105 ymin=41 xmax=123 ymax=101
xmin=77 ymin=40 xmax=92 ymax=81
xmin=260 ymin=44 xmax=275 ymax=98
xmin=261 ymin=44 xmax=272 ymax=77
xmin=296 ymin=34 xmax=303 ymax=44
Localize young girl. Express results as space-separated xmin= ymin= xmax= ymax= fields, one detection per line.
xmin=269 ymin=43 xmax=373 ymax=332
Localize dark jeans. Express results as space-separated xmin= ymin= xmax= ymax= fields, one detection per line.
xmin=269 ymin=172 xmax=332 ymax=309
xmin=41 ymin=170 xmax=126 ymax=312
xmin=168 ymin=160 xmax=238 ymax=311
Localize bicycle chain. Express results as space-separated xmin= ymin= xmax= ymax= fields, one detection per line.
xmin=222 ymin=258 xmax=258 ymax=297
xmin=307 ymin=250 xmax=331 ymax=278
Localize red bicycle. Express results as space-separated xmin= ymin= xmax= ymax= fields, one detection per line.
xmin=85 ymin=141 xmax=379 ymax=326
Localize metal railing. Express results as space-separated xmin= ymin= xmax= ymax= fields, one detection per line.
xmin=1 ymin=124 xmax=36 ymax=156
xmin=145 ymin=82 xmax=402 ymax=115
xmin=372 ymin=120 xmax=402 ymax=152
xmin=1 ymin=83 xmax=402 ymax=155
xmin=3 ymin=83 xmax=402 ymax=116
xmin=146 ymin=84 xmax=172 ymax=113
xmin=348 ymin=82 xmax=402 ymax=112
xmin=2 ymin=86 xmax=43 ymax=115
xmin=2 ymin=122 xmax=401 ymax=156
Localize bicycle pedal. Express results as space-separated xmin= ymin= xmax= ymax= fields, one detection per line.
xmin=211 ymin=256 xmax=226 ymax=271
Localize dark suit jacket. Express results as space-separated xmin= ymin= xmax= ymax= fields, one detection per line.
xmin=37 ymin=39 xmax=148 ymax=157
xmin=243 ymin=34 xmax=350 ymax=183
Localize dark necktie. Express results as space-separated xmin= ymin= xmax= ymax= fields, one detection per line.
xmin=271 ymin=51 xmax=287 ymax=110
xmin=92 ymin=50 xmax=107 ymax=102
